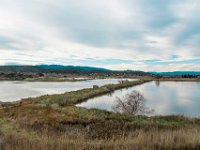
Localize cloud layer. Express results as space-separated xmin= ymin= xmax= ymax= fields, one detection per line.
xmin=0 ymin=0 xmax=200 ymax=71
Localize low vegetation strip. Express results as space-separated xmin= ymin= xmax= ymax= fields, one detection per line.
xmin=30 ymin=79 xmax=150 ymax=106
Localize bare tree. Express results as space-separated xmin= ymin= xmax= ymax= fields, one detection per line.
xmin=113 ymin=90 xmax=153 ymax=115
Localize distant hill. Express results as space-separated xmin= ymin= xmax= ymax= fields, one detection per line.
xmin=0 ymin=65 xmax=149 ymax=76
xmin=38 ymin=65 xmax=111 ymax=72
xmin=150 ymin=71 xmax=200 ymax=76
xmin=2 ymin=65 xmax=199 ymax=76
xmin=0 ymin=65 xmax=111 ymax=74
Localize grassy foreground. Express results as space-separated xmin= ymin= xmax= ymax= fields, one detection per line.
xmin=1 ymin=106 xmax=200 ymax=150
xmin=1 ymin=79 xmax=200 ymax=150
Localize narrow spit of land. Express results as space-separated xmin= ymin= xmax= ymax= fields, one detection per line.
xmin=1 ymin=79 xmax=200 ymax=150
xmin=0 ymin=79 xmax=149 ymax=107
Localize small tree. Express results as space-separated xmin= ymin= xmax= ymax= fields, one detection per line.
xmin=113 ymin=90 xmax=153 ymax=115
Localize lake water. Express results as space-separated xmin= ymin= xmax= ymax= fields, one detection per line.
xmin=0 ymin=78 xmax=136 ymax=102
xmin=77 ymin=81 xmax=200 ymax=117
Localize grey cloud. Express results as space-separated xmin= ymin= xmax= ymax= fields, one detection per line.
xmin=0 ymin=35 xmax=16 ymax=50
xmin=6 ymin=0 xmax=144 ymax=48
xmin=137 ymin=0 xmax=178 ymax=29
xmin=174 ymin=21 xmax=200 ymax=46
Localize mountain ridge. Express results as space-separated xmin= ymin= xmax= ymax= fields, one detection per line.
xmin=0 ymin=65 xmax=200 ymax=76
xmin=150 ymin=71 xmax=200 ymax=76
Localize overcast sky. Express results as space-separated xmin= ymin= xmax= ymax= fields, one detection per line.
xmin=0 ymin=0 xmax=200 ymax=71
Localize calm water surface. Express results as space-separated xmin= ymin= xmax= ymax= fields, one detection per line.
xmin=77 ymin=81 xmax=200 ymax=116
xmin=0 ymin=78 xmax=136 ymax=102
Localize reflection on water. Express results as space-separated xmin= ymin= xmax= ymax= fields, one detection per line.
xmin=155 ymin=80 xmax=160 ymax=87
xmin=77 ymin=81 xmax=200 ymax=117
xmin=0 ymin=78 xmax=136 ymax=102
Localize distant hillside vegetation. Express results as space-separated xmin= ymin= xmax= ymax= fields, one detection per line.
xmin=0 ymin=65 xmax=149 ymax=76
xmin=150 ymin=71 xmax=200 ymax=76
xmin=0 ymin=65 xmax=110 ymax=74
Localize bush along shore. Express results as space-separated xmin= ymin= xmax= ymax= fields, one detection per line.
xmin=1 ymin=79 xmax=200 ymax=150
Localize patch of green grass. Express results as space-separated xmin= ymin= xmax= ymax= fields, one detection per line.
xmin=74 ymin=106 xmax=200 ymax=127
xmin=0 ymin=118 xmax=19 ymax=134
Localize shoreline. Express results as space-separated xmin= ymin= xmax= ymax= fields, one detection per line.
xmin=0 ymin=77 xmax=92 ymax=82
xmin=0 ymin=75 xmax=200 ymax=82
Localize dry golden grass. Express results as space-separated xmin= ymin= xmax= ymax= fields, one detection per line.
xmin=0 ymin=104 xmax=200 ymax=149
xmin=1 ymin=128 xmax=200 ymax=150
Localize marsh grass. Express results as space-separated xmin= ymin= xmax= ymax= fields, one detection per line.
xmin=1 ymin=125 xmax=200 ymax=150
xmin=1 ymin=79 xmax=200 ymax=149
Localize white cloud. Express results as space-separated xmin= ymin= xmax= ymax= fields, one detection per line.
xmin=0 ymin=0 xmax=199 ymax=71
